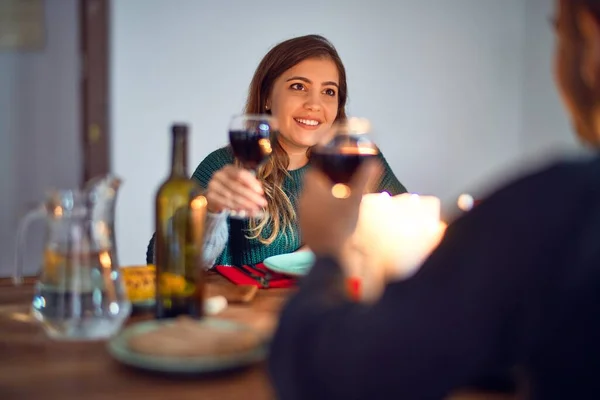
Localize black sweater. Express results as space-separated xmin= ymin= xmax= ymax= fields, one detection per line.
xmin=268 ymin=155 xmax=600 ymax=400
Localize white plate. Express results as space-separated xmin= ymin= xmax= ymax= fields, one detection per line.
xmin=263 ymin=252 xmax=316 ymax=277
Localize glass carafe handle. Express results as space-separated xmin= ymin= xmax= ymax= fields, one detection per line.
xmin=13 ymin=205 xmax=46 ymax=286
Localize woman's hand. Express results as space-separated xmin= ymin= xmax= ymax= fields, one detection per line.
xmin=206 ymin=165 xmax=267 ymax=215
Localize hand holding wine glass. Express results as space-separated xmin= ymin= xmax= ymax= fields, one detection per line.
xmin=205 ymin=114 xmax=276 ymax=218
xmin=205 ymin=165 xmax=267 ymax=215
xmin=311 ymin=117 xmax=380 ymax=197
xmin=298 ymin=158 xmax=382 ymax=260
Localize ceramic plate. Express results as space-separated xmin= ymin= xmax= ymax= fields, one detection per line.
xmin=263 ymin=252 xmax=316 ymax=277
xmin=107 ymin=318 xmax=267 ymax=374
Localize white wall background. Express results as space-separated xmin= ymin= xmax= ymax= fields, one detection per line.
xmin=111 ymin=0 xmax=578 ymax=266
xmin=0 ymin=0 xmax=81 ymax=277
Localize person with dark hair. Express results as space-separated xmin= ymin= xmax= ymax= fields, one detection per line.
xmin=146 ymin=34 xmax=406 ymax=268
xmin=269 ymin=1 xmax=600 ymax=399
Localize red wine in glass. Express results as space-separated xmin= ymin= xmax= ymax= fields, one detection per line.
xmin=311 ymin=134 xmax=379 ymax=184
xmin=227 ymin=114 xmax=276 ymax=220
xmin=229 ymin=129 xmax=272 ymax=171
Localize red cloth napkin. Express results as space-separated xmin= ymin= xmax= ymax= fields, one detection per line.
xmin=215 ymin=263 xmax=297 ymax=289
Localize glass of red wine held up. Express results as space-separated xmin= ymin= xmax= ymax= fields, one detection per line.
xmin=228 ymin=114 xmax=277 ymax=219
xmin=311 ymin=117 xmax=379 ymax=199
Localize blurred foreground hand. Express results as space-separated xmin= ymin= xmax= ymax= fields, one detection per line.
xmin=298 ymin=160 xmax=382 ymax=261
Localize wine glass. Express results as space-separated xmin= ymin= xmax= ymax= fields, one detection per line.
xmin=311 ymin=117 xmax=379 ymax=198
xmin=228 ymin=114 xmax=277 ymax=219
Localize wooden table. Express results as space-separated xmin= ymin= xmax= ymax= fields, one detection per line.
xmin=0 ymin=275 xmax=517 ymax=400
xmin=0 ymin=274 xmax=290 ymax=400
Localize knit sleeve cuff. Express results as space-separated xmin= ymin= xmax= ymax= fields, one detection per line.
xmin=200 ymin=211 xmax=229 ymax=270
xmin=204 ymin=210 xmax=228 ymax=233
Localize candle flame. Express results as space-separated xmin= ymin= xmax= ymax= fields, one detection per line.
xmin=259 ymin=138 xmax=272 ymax=155
xmin=332 ymin=183 xmax=351 ymax=199
xmin=191 ymin=195 xmax=208 ymax=209
xmin=99 ymin=251 xmax=112 ymax=269
xmin=457 ymin=193 xmax=474 ymax=211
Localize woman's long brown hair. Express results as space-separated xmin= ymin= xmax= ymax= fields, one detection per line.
xmin=242 ymin=34 xmax=348 ymax=244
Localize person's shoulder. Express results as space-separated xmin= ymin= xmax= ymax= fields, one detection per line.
xmin=192 ymin=146 xmax=234 ymax=186
xmin=445 ymin=154 xmax=600 ymax=255
xmin=549 ymin=152 xmax=600 ymax=176
xmin=370 ymin=148 xmax=391 ymax=169
xmin=481 ymin=153 xmax=600 ymax=213
xmin=375 ymin=149 xmax=396 ymax=170
xmin=509 ymin=153 xmax=600 ymax=192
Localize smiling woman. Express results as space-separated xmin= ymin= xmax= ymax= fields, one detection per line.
xmin=146 ymin=34 xmax=408 ymax=269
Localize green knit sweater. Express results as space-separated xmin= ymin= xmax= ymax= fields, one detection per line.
xmin=191 ymin=146 xmax=407 ymax=266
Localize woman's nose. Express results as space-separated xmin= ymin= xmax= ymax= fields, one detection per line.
xmin=303 ymin=92 xmax=322 ymax=112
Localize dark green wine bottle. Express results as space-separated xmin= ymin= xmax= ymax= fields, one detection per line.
xmin=154 ymin=124 xmax=207 ymax=319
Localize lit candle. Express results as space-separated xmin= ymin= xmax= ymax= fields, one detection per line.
xmin=190 ymin=195 xmax=208 ymax=256
xmin=342 ymin=192 xmax=446 ymax=302
xmin=390 ymin=193 xmax=445 ymax=276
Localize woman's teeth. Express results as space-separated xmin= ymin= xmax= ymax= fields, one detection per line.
xmin=294 ymin=118 xmax=319 ymax=126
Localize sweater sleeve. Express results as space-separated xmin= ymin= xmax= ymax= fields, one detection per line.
xmin=375 ymin=151 xmax=408 ymax=195
xmin=199 ymin=211 xmax=228 ymax=269
xmin=268 ymin=157 xmax=600 ymax=399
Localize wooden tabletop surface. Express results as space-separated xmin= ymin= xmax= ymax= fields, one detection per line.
xmin=0 ymin=273 xmax=290 ymax=400
xmin=0 ymin=274 xmax=517 ymax=400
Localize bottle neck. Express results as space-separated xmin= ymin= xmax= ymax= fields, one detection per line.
xmin=170 ymin=131 xmax=188 ymax=178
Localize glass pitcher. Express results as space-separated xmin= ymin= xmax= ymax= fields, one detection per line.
xmin=13 ymin=175 xmax=131 ymax=340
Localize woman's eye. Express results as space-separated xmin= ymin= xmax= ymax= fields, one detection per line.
xmin=324 ymin=88 xmax=336 ymax=97
xmin=290 ymin=83 xmax=305 ymax=91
